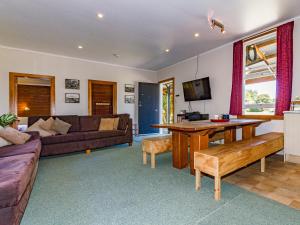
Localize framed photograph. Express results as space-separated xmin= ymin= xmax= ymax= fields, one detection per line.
xmin=125 ymin=84 xmax=135 ymax=93
xmin=65 ymin=93 xmax=80 ymax=103
xmin=125 ymin=95 xmax=135 ymax=104
xmin=65 ymin=79 xmax=80 ymax=90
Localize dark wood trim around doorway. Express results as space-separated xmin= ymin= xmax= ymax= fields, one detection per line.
xmin=9 ymin=72 xmax=56 ymax=115
xmin=88 ymin=80 xmax=117 ymax=115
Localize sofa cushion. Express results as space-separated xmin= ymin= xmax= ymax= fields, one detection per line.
xmin=83 ymin=130 xmax=125 ymax=141
xmin=0 ymin=139 xmax=41 ymax=158
xmin=55 ymin=116 xmax=80 ymax=133
xmin=79 ymin=116 xmax=101 ymax=132
xmin=52 ymin=118 xmax=72 ymax=135
xmin=28 ymin=116 xmax=80 ymax=133
xmin=0 ymin=137 xmax=11 ymax=148
xmin=99 ymin=118 xmax=115 ymax=131
xmin=0 ymin=153 xmax=36 ymax=208
xmin=41 ymin=130 xmax=125 ymax=145
xmin=41 ymin=132 xmax=86 ymax=145
xmin=0 ymin=127 xmax=31 ymax=145
xmin=39 ymin=117 xmax=56 ymax=132
xmin=27 ymin=119 xmax=55 ymax=137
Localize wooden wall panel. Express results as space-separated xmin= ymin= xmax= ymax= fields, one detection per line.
xmin=17 ymin=85 xmax=51 ymax=116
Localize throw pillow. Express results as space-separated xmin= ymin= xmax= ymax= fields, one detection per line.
xmin=27 ymin=119 xmax=54 ymax=137
xmin=52 ymin=118 xmax=72 ymax=135
xmin=113 ymin=117 xmax=119 ymax=130
xmin=39 ymin=117 xmax=55 ymax=131
xmin=0 ymin=126 xmax=31 ymax=145
xmin=99 ymin=118 xmax=115 ymax=131
xmin=0 ymin=137 xmax=12 ymax=147
xmin=0 ymin=126 xmax=12 ymax=147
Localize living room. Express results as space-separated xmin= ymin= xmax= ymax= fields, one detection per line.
xmin=0 ymin=1 xmax=300 ymax=225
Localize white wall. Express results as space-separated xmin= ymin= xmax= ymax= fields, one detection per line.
xmin=158 ymin=18 xmax=300 ymax=134
xmin=0 ymin=46 xmax=158 ymax=122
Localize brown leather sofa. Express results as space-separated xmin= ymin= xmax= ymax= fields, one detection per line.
xmin=28 ymin=114 xmax=133 ymax=156
xmin=0 ymin=132 xmax=41 ymax=225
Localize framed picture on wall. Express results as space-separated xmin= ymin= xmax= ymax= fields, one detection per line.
xmin=125 ymin=84 xmax=135 ymax=93
xmin=65 ymin=93 xmax=80 ymax=103
xmin=125 ymin=95 xmax=135 ymax=104
xmin=65 ymin=79 xmax=80 ymax=90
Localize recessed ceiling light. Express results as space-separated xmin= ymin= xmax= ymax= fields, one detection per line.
xmin=194 ymin=33 xmax=199 ymax=38
xmin=78 ymin=45 xmax=83 ymax=49
xmin=97 ymin=13 xmax=104 ymax=19
xmin=165 ymin=49 xmax=170 ymax=53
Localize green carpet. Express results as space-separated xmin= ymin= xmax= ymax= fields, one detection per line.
xmin=21 ymin=143 xmax=300 ymax=225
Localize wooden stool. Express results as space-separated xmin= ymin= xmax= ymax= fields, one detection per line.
xmin=142 ymin=135 xmax=172 ymax=168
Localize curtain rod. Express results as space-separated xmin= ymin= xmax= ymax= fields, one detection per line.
xmin=243 ymin=27 xmax=277 ymax=43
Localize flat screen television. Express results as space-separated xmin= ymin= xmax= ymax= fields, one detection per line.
xmin=182 ymin=77 xmax=212 ymax=101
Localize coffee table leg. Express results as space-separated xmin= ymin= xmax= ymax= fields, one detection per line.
xmin=189 ymin=132 xmax=209 ymax=175
xmin=172 ymin=131 xmax=188 ymax=169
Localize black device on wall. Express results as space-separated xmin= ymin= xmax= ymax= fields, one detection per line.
xmin=182 ymin=77 xmax=212 ymax=101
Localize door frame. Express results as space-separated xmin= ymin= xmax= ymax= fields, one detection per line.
xmin=88 ymin=80 xmax=117 ymax=115
xmin=9 ymin=72 xmax=56 ymax=115
xmin=158 ymin=77 xmax=175 ymax=123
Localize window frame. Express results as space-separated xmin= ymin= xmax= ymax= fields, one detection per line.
xmin=241 ymin=30 xmax=283 ymax=120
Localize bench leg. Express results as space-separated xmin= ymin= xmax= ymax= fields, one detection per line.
xmin=261 ymin=157 xmax=265 ymax=173
xmin=214 ymin=176 xmax=221 ymax=201
xmin=143 ymin=151 xmax=147 ymax=165
xmin=151 ymin=153 xmax=156 ymax=169
xmin=195 ymin=169 xmax=201 ymax=190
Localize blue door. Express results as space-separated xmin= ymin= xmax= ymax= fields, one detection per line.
xmin=138 ymin=82 xmax=159 ymax=134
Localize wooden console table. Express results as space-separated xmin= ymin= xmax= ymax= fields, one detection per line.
xmin=152 ymin=119 xmax=267 ymax=174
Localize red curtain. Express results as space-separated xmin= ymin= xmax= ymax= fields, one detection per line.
xmin=275 ymin=21 xmax=294 ymax=116
xmin=229 ymin=40 xmax=243 ymax=115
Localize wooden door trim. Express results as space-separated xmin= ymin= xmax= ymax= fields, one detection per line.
xmin=88 ymin=80 xmax=117 ymax=115
xmin=159 ymin=77 xmax=175 ymax=123
xmin=9 ymin=72 xmax=56 ymax=115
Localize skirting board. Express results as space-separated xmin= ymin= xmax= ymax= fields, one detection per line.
xmin=284 ymin=154 xmax=300 ymax=164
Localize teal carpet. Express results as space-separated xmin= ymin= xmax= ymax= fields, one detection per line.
xmin=21 ymin=143 xmax=300 ymax=225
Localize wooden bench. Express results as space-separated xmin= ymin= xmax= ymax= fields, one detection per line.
xmin=142 ymin=135 xmax=172 ymax=168
xmin=194 ymin=132 xmax=284 ymax=200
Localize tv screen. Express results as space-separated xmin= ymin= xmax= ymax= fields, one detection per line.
xmin=182 ymin=77 xmax=212 ymax=101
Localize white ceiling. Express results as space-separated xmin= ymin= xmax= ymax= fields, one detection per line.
xmin=0 ymin=0 xmax=300 ymax=71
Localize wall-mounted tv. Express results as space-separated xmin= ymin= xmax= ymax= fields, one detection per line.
xmin=182 ymin=77 xmax=212 ymax=101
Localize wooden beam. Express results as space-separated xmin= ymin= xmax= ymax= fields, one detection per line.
xmin=247 ymin=67 xmax=276 ymax=75
xmin=256 ymin=39 xmax=276 ymax=49
xmin=245 ymin=75 xmax=276 ymax=85
xmin=246 ymin=53 xmax=276 ymax=67
xmin=255 ymin=45 xmax=274 ymax=74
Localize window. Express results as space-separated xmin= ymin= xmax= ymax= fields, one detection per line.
xmin=243 ymin=31 xmax=277 ymax=115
